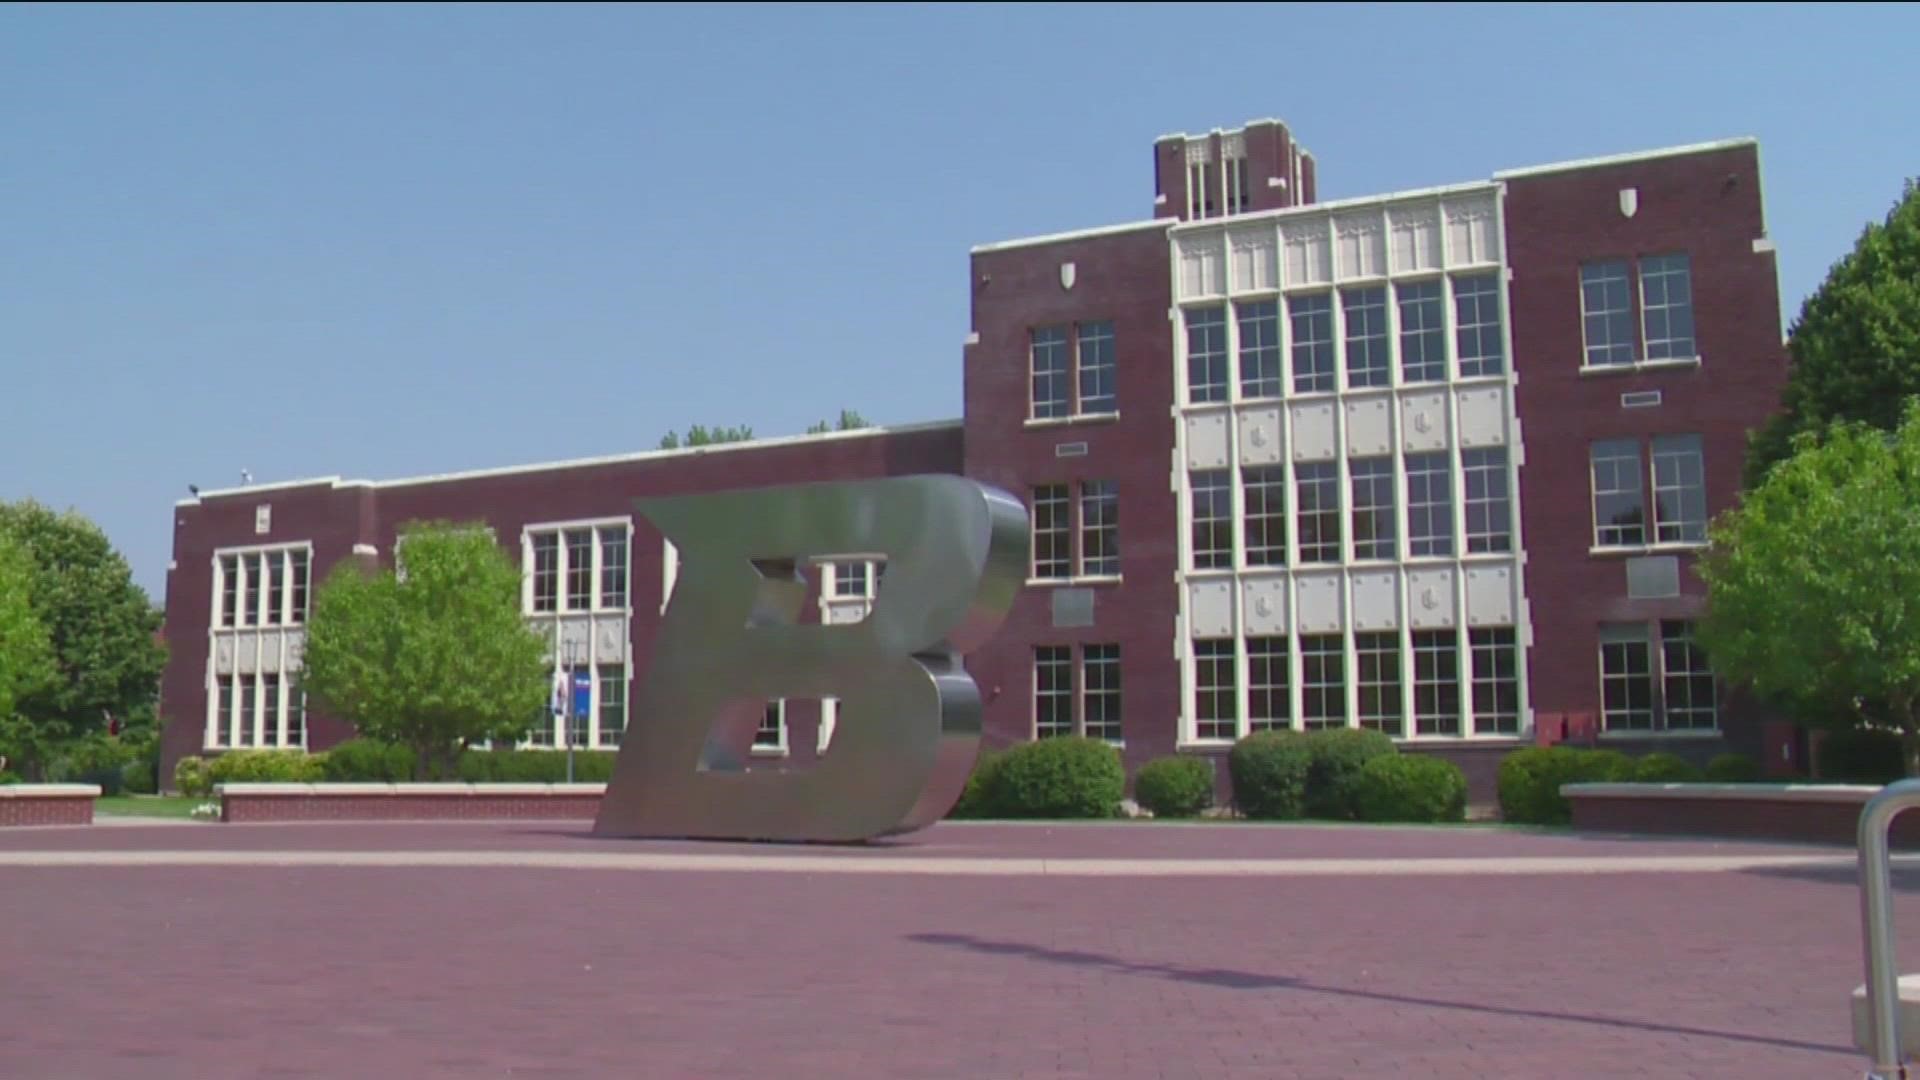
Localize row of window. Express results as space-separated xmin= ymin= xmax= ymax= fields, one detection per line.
xmin=216 ymin=548 xmax=311 ymax=629
xmin=1183 ymin=272 xmax=1504 ymax=404
xmin=1591 ymin=435 xmax=1707 ymax=548
xmin=210 ymin=671 xmax=307 ymax=749
xmin=1031 ymin=644 xmax=1124 ymax=741
xmin=1190 ymin=447 xmax=1511 ymax=570
xmin=530 ymin=524 xmax=630 ymax=613
xmin=1581 ymin=255 xmax=1695 ymax=368
xmin=1032 ymin=481 xmax=1119 ymax=580
xmin=1031 ymin=320 xmax=1117 ymax=420
xmin=1600 ymin=621 xmax=1715 ymax=732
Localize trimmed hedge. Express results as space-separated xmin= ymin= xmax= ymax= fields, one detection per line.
xmin=319 ymin=739 xmax=415 ymax=783
xmin=1354 ymin=754 xmax=1467 ymax=823
xmin=1133 ymin=756 xmax=1213 ymax=818
xmin=1498 ymin=746 xmax=1633 ymax=825
xmin=1303 ymin=728 xmax=1398 ymax=820
xmin=457 ymin=749 xmax=617 ymax=783
xmin=1704 ymin=752 xmax=1763 ymax=783
xmin=947 ymin=749 xmax=1008 ymax=819
xmin=1817 ymin=727 xmax=1906 ymax=784
xmin=1631 ymin=751 xmax=1702 ymax=783
xmin=1228 ymin=731 xmax=1312 ymax=820
xmin=173 ymin=757 xmax=212 ymax=797
xmin=208 ymin=749 xmax=328 ymax=785
xmin=993 ymin=737 xmax=1125 ymax=819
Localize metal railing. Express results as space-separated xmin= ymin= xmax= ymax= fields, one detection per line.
xmin=1858 ymin=779 xmax=1920 ymax=1079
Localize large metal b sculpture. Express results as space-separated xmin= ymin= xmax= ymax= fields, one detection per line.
xmin=593 ymin=475 xmax=1028 ymax=843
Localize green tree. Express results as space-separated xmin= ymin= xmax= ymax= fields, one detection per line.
xmin=806 ymin=409 xmax=870 ymax=435
xmin=1745 ymin=178 xmax=1920 ymax=487
xmin=0 ymin=533 xmax=56 ymax=775
xmin=1698 ymin=401 xmax=1920 ymax=774
xmin=658 ymin=424 xmax=755 ymax=450
xmin=299 ymin=521 xmax=550 ymax=779
xmin=0 ymin=501 xmax=165 ymax=779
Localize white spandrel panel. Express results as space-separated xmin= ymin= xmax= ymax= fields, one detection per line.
xmin=1443 ymin=195 xmax=1500 ymax=267
xmin=1282 ymin=220 xmax=1331 ymax=286
xmin=1289 ymin=401 xmax=1338 ymax=462
xmin=1187 ymin=580 xmax=1235 ymax=637
xmin=1406 ymin=568 xmax=1457 ymax=629
xmin=1344 ymin=397 xmax=1392 ymax=458
xmin=1229 ymin=228 xmax=1277 ymax=293
xmin=1464 ymin=563 xmax=1517 ymax=628
xmin=1456 ymin=385 xmax=1508 ymax=449
xmin=596 ymin=618 xmax=628 ymax=662
xmin=1241 ymin=577 xmax=1290 ymax=634
xmin=1350 ymin=571 xmax=1400 ymax=632
xmin=1333 ymin=211 xmax=1386 ymax=280
xmin=1295 ymin=573 xmax=1345 ymax=633
xmin=1238 ymin=406 xmax=1283 ymax=466
xmin=236 ymin=634 xmax=259 ymax=675
xmin=1400 ymin=392 xmax=1450 ymax=453
xmin=214 ymin=636 xmax=235 ymax=676
xmin=1185 ymin=413 xmax=1231 ymax=469
xmin=283 ymin=630 xmax=306 ymax=671
xmin=1178 ymin=234 xmax=1225 ymax=300
xmin=1389 ymin=205 xmax=1441 ymax=273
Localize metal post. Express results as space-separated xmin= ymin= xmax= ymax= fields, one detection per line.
xmin=564 ymin=640 xmax=578 ymax=785
xmin=1858 ymin=779 xmax=1920 ymax=1079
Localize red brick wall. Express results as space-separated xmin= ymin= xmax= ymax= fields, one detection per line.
xmin=963 ymin=224 xmax=1180 ymax=772
xmin=1502 ymin=145 xmax=1787 ymax=752
xmin=0 ymin=797 xmax=94 ymax=827
xmin=1568 ymin=789 xmax=1919 ymax=848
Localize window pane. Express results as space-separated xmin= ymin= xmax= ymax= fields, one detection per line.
xmin=1247 ymin=636 xmax=1290 ymax=731
xmin=1342 ymin=287 xmax=1389 ymax=389
xmin=1295 ymin=462 xmax=1341 ymax=564
xmin=260 ymin=673 xmax=281 ymax=747
xmin=1462 ymin=447 xmax=1512 ymax=554
xmin=216 ymin=675 xmax=234 ymax=748
xmin=1350 ymin=457 xmax=1396 ymax=560
xmin=1660 ymin=621 xmax=1717 ymax=731
xmin=242 ymin=555 xmax=260 ymax=628
xmin=1193 ymin=639 xmax=1238 ymax=740
xmin=1581 ymin=261 xmax=1636 ymax=367
xmin=1242 ymin=465 xmax=1287 ymax=567
xmin=1469 ymin=627 xmax=1519 ymax=735
xmin=1356 ymin=631 xmax=1402 ymax=736
xmin=832 ymin=561 xmax=871 ymax=598
xmin=1186 ymin=306 xmax=1228 ymax=403
xmin=1032 ymin=485 xmax=1071 ymax=579
xmin=1190 ymin=470 xmax=1233 ymax=569
xmin=267 ymin=554 xmax=285 ymax=627
xmin=1289 ymin=294 xmax=1335 ymax=393
xmin=1652 ymin=435 xmax=1706 ymax=543
xmin=285 ymin=689 xmax=305 ymax=748
xmin=1236 ymin=301 xmax=1281 ymax=399
xmin=1591 ymin=439 xmax=1647 ymax=546
xmin=596 ymin=665 xmax=626 ymax=748
xmin=599 ymin=527 xmax=629 ymax=609
xmin=565 ymin=530 xmax=594 ymax=611
xmin=1080 ymin=480 xmax=1120 ymax=577
xmin=1300 ymin=634 xmax=1345 ymax=730
xmin=1397 ymin=280 xmax=1446 ymax=383
xmin=756 ymin=700 xmax=784 ymax=749
xmin=532 ymin=533 xmax=559 ymax=613
xmin=1077 ymin=321 xmax=1116 ymax=414
xmin=1453 ymin=273 xmax=1504 ymax=377
xmin=238 ymin=673 xmax=257 ymax=747
xmin=1640 ymin=254 xmax=1695 ymax=360
xmin=1600 ymin=624 xmax=1654 ymax=731
xmin=1083 ymin=644 xmax=1122 ymax=742
xmin=1413 ymin=630 xmax=1461 ymax=736
xmin=289 ymin=550 xmax=309 ymax=624
xmin=1032 ymin=326 xmax=1070 ymax=418
xmin=220 ymin=555 xmax=238 ymax=628
xmin=1035 ymin=646 xmax=1073 ymax=738
xmin=1406 ymin=452 xmax=1454 ymax=557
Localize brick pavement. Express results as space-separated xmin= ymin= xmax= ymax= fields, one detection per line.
xmin=0 ymin=821 xmax=1903 ymax=1079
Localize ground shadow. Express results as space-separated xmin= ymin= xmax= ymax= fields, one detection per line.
xmin=906 ymin=932 xmax=1854 ymax=1057
xmin=1742 ymin=861 xmax=1920 ymax=893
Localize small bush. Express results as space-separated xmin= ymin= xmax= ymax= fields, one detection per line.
xmin=1498 ymin=746 xmax=1631 ymax=825
xmin=947 ymin=749 xmax=1008 ymax=819
xmin=1817 ymin=727 xmax=1907 ymax=784
xmin=1228 ymin=731 xmax=1312 ymax=820
xmin=1631 ymin=752 xmax=1702 ymax=783
xmin=49 ymin=735 xmax=141 ymax=796
xmin=993 ymin=737 xmax=1125 ymax=819
xmin=320 ymin=739 xmax=416 ymax=782
xmin=457 ymin=749 xmax=617 ymax=783
xmin=207 ymin=750 xmax=327 ymax=785
xmin=1355 ymin=754 xmax=1468 ymax=823
xmin=1576 ymin=748 xmax=1635 ymax=783
xmin=173 ymin=756 xmax=212 ymax=798
xmin=1704 ymin=752 xmax=1763 ymax=783
xmin=120 ymin=760 xmax=158 ymax=795
xmin=0 ymin=771 xmax=21 ymax=785
xmin=1303 ymin=728 xmax=1398 ymax=820
xmin=1133 ymin=756 xmax=1214 ymax=818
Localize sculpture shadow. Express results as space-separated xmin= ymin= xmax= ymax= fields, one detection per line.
xmin=904 ymin=932 xmax=1853 ymax=1057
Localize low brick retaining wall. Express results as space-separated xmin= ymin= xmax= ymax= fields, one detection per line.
xmin=217 ymin=783 xmax=607 ymax=823
xmin=0 ymin=785 xmax=100 ymax=826
xmin=1562 ymin=782 xmax=1920 ymax=847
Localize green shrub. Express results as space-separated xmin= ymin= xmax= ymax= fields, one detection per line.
xmin=1303 ymin=728 xmax=1398 ymax=820
xmin=1498 ymin=746 xmax=1630 ymax=825
xmin=120 ymin=760 xmax=158 ymax=795
xmin=1354 ymin=754 xmax=1467 ymax=823
xmin=173 ymin=756 xmax=212 ymax=798
xmin=320 ymin=739 xmax=416 ymax=782
xmin=1631 ymin=751 xmax=1702 ymax=783
xmin=1133 ymin=756 xmax=1214 ymax=818
xmin=207 ymin=750 xmax=327 ymax=785
xmin=0 ymin=771 xmax=21 ymax=785
xmin=1576 ymin=748 xmax=1635 ymax=782
xmin=947 ymin=749 xmax=1008 ymax=819
xmin=48 ymin=735 xmax=141 ymax=795
xmin=1704 ymin=752 xmax=1763 ymax=783
xmin=1228 ymin=730 xmax=1312 ymax=820
xmin=992 ymin=737 xmax=1125 ymax=819
xmin=1817 ymin=727 xmax=1907 ymax=784
xmin=457 ymin=749 xmax=617 ymax=783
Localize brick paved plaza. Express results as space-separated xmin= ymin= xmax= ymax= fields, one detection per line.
xmin=0 ymin=820 xmax=1907 ymax=1079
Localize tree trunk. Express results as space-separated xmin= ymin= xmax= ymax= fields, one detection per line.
xmin=1905 ymin=728 xmax=1920 ymax=780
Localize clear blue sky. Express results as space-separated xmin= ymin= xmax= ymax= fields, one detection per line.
xmin=3 ymin=3 xmax=1915 ymax=601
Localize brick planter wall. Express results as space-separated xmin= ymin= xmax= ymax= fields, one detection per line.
xmin=1563 ymin=783 xmax=1919 ymax=848
xmin=0 ymin=785 xmax=100 ymax=826
xmin=217 ymin=783 xmax=606 ymax=823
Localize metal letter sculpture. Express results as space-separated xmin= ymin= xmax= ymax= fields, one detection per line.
xmin=593 ymin=475 xmax=1028 ymax=843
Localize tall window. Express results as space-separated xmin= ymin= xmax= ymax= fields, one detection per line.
xmin=1413 ymin=630 xmax=1461 ymax=736
xmin=259 ymin=673 xmax=280 ymax=747
xmin=832 ymin=561 xmax=873 ymax=598
xmin=756 ymin=701 xmax=785 ymax=750
xmin=1300 ymin=634 xmax=1345 ymax=730
xmin=215 ymin=677 xmax=234 ymax=747
xmin=1186 ymin=306 xmax=1228 ymax=403
xmin=1462 ymin=447 xmax=1512 ymax=553
xmin=1397 ymin=280 xmax=1446 ymax=383
xmin=286 ymin=687 xmax=306 ymax=748
xmin=1077 ymin=321 xmax=1116 ymax=415
xmin=1651 ymin=435 xmax=1706 ymax=543
xmin=1342 ymin=287 xmax=1389 ymax=389
xmin=1406 ymin=452 xmax=1453 ymax=557
xmin=243 ymin=556 xmax=260 ymax=629
xmin=1190 ymin=469 xmax=1233 ymax=569
xmin=1193 ymin=639 xmax=1238 ymax=740
xmin=220 ymin=555 xmax=238 ymax=628
xmin=1591 ymin=439 xmax=1647 ymax=547
xmin=528 ymin=524 xmax=629 ymax=612
xmin=1295 ymin=462 xmax=1340 ymax=564
xmin=1083 ymin=644 xmax=1122 ymax=742
xmin=600 ymin=530 xmax=629 ymax=610
xmin=1661 ymin=621 xmax=1717 ymax=730
xmin=1470 ymin=627 xmax=1519 ymax=735
xmin=1035 ymin=646 xmax=1073 ymax=738
xmin=1640 ymin=254 xmax=1695 ymax=360
xmin=1031 ymin=326 xmax=1070 ymax=418
xmin=565 ymin=530 xmax=594 ymax=611
xmin=1242 ymin=466 xmax=1287 ymax=567
xmin=1289 ymin=294 xmax=1335 ymax=393
xmin=598 ymin=665 xmax=626 ymax=748
xmin=238 ymin=675 xmax=256 ymax=747
xmin=289 ymin=550 xmax=309 ymax=624
xmin=565 ymin=665 xmax=593 ymax=748
xmin=1032 ymin=485 xmax=1071 ymax=579
xmin=1236 ymin=300 xmax=1281 ymax=399
xmin=531 ymin=534 xmax=559 ymax=613
xmin=1247 ymin=636 xmax=1289 ymax=731
xmin=267 ymin=556 xmax=285 ymax=626
xmin=1080 ymin=481 xmax=1119 ymax=577
xmin=1453 ymin=273 xmax=1504 ymax=377
xmin=1581 ymin=261 xmax=1636 ymax=367
xmin=1355 ymin=632 xmax=1401 ymax=735
xmin=1226 ymin=156 xmax=1250 ymax=215
xmin=1350 ymin=457 xmax=1396 ymax=560
xmin=1599 ymin=624 xmax=1655 ymax=731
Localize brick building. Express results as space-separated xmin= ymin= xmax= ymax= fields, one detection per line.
xmin=159 ymin=118 xmax=1790 ymax=799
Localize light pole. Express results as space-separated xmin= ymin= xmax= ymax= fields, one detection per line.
xmin=563 ymin=639 xmax=580 ymax=783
